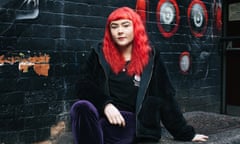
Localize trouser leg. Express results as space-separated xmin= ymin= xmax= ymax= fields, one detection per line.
xmin=100 ymin=111 xmax=136 ymax=144
xmin=70 ymin=100 xmax=103 ymax=144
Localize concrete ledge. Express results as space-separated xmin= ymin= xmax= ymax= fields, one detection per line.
xmin=160 ymin=111 xmax=240 ymax=144
xmin=48 ymin=111 xmax=240 ymax=144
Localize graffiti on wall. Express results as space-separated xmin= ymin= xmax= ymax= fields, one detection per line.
xmin=0 ymin=0 xmax=51 ymax=76
xmin=135 ymin=0 xmax=222 ymax=78
xmin=0 ymin=53 xmax=50 ymax=76
xmin=0 ymin=0 xmax=39 ymax=35
xmin=136 ymin=0 xmax=222 ymax=37
xmin=16 ymin=0 xmax=39 ymax=20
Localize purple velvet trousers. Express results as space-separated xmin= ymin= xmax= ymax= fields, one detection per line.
xmin=70 ymin=100 xmax=136 ymax=144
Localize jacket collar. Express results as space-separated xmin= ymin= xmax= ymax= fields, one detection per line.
xmin=93 ymin=42 xmax=111 ymax=74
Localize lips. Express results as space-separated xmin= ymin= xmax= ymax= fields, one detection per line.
xmin=117 ymin=37 xmax=126 ymax=41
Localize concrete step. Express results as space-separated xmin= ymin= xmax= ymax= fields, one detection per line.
xmin=36 ymin=111 xmax=240 ymax=144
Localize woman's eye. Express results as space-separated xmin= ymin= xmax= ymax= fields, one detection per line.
xmin=111 ymin=26 xmax=118 ymax=29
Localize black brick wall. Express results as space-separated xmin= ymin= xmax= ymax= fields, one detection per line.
xmin=0 ymin=0 xmax=221 ymax=143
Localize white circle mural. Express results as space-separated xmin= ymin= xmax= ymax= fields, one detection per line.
xmin=179 ymin=52 xmax=191 ymax=74
xmin=160 ymin=2 xmax=175 ymax=25
xmin=156 ymin=0 xmax=180 ymax=38
xmin=188 ymin=0 xmax=208 ymax=37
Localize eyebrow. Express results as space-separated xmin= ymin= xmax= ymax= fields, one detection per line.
xmin=110 ymin=20 xmax=131 ymax=26
xmin=121 ymin=21 xmax=131 ymax=25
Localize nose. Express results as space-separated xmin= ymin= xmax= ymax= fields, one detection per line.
xmin=117 ymin=26 xmax=124 ymax=34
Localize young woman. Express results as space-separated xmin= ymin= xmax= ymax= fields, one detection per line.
xmin=70 ymin=6 xmax=208 ymax=144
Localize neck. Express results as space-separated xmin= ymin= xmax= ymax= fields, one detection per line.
xmin=119 ymin=44 xmax=132 ymax=61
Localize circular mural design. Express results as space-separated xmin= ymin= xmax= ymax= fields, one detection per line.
xmin=179 ymin=52 xmax=191 ymax=74
xmin=156 ymin=0 xmax=180 ymax=38
xmin=136 ymin=0 xmax=148 ymax=26
xmin=161 ymin=3 xmax=175 ymax=25
xmin=215 ymin=4 xmax=222 ymax=31
xmin=188 ymin=0 xmax=208 ymax=38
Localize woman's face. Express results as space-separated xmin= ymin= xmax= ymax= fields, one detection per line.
xmin=110 ymin=19 xmax=134 ymax=49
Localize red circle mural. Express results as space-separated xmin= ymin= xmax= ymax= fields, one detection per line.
xmin=136 ymin=0 xmax=148 ymax=26
xmin=156 ymin=0 xmax=180 ymax=38
xmin=215 ymin=4 xmax=222 ymax=31
xmin=179 ymin=51 xmax=191 ymax=74
xmin=187 ymin=0 xmax=208 ymax=38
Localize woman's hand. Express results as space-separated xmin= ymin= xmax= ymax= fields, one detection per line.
xmin=104 ymin=103 xmax=126 ymax=127
xmin=192 ymin=134 xmax=208 ymax=142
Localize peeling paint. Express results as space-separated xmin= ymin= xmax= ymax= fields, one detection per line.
xmin=0 ymin=54 xmax=50 ymax=76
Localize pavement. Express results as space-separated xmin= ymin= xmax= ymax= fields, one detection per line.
xmin=46 ymin=111 xmax=240 ymax=144
xmin=160 ymin=111 xmax=240 ymax=144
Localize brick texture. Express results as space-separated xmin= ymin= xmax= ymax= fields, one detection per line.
xmin=0 ymin=0 xmax=221 ymax=143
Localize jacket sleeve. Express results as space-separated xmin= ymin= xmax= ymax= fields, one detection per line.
xmin=156 ymin=54 xmax=196 ymax=141
xmin=76 ymin=48 xmax=111 ymax=112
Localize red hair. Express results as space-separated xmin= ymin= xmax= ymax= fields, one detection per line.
xmin=103 ymin=7 xmax=151 ymax=76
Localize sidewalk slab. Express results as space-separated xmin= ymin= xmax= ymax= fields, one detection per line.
xmin=160 ymin=111 xmax=240 ymax=144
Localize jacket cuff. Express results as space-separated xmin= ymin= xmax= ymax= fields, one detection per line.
xmin=174 ymin=125 xmax=196 ymax=141
xmin=101 ymin=100 xmax=113 ymax=112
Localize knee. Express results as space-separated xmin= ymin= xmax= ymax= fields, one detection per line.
xmin=70 ymin=100 xmax=98 ymax=118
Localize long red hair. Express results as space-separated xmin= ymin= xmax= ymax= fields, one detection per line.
xmin=103 ymin=7 xmax=151 ymax=76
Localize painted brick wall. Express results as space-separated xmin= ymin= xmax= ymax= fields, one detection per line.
xmin=145 ymin=0 xmax=222 ymax=112
xmin=0 ymin=0 xmax=221 ymax=143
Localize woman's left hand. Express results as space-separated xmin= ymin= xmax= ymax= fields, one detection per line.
xmin=104 ymin=103 xmax=126 ymax=127
xmin=192 ymin=134 xmax=208 ymax=142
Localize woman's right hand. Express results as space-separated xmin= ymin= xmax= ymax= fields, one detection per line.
xmin=104 ymin=103 xmax=126 ymax=127
xmin=192 ymin=134 xmax=208 ymax=142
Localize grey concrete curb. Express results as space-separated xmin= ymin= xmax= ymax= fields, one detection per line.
xmin=54 ymin=111 xmax=240 ymax=144
xmin=159 ymin=111 xmax=240 ymax=144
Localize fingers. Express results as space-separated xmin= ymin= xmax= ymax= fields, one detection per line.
xmin=109 ymin=114 xmax=126 ymax=127
xmin=107 ymin=111 xmax=126 ymax=127
xmin=104 ymin=103 xmax=126 ymax=127
xmin=192 ymin=134 xmax=209 ymax=142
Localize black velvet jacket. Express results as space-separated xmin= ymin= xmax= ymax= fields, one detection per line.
xmin=76 ymin=43 xmax=195 ymax=142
